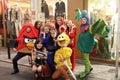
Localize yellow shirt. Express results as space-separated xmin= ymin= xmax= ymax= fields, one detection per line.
xmin=54 ymin=47 xmax=72 ymax=68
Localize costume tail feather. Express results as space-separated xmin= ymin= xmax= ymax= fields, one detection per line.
xmin=75 ymin=8 xmax=81 ymax=21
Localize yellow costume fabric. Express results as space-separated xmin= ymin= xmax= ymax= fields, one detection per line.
xmin=54 ymin=47 xmax=72 ymax=68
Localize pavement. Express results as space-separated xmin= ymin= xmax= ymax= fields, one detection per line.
xmin=0 ymin=49 xmax=120 ymax=80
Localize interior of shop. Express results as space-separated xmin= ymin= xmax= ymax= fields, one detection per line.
xmin=8 ymin=0 xmax=30 ymax=11
xmin=88 ymin=0 xmax=120 ymax=61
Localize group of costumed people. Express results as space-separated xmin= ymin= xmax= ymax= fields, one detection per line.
xmin=11 ymin=8 xmax=109 ymax=80
xmin=11 ymin=13 xmax=76 ymax=80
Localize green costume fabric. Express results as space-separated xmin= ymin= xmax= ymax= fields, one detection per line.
xmin=79 ymin=52 xmax=92 ymax=78
xmin=77 ymin=30 xmax=95 ymax=53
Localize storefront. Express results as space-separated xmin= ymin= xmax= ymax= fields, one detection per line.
xmin=0 ymin=0 xmax=31 ymax=47
xmin=67 ymin=0 xmax=120 ymax=64
xmin=0 ymin=0 xmax=2 ymax=47
xmin=88 ymin=0 xmax=120 ymax=63
xmin=1 ymin=0 xmax=119 ymax=64
xmin=0 ymin=0 xmax=6 ymax=47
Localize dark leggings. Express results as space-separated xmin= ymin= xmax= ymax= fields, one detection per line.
xmin=12 ymin=52 xmax=31 ymax=71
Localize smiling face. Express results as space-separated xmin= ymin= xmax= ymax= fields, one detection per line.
xmin=34 ymin=38 xmax=44 ymax=50
xmin=44 ymin=26 xmax=50 ymax=33
xmin=36 ymin=42 xmax=43 ymax=49
xmin=36 ymin=22 xmax=42 ymax=29
xmin=81 ymin=17 xmax=87 ymax=24
xmin=66 ymin=20 xmax=72 ymax=28
xmin=56 ymin=18 xmax=62 ymax=26
xmin=59 ymin=40 xmax=65 ymax=45
xmin=50 ymin=29 xmax=57 ymax=38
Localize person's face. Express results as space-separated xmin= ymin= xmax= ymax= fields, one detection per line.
xmin=50 ymin=30 xmax=57 ymax=38
xmin=59 ymin=40 xmax=66 ymax=47
xmin=26 ymin=27 xmax=31 ymax=33
xmin=44 ymin=27 xmax=49 ymax=33
xmin=45 ymin=20 xmax=50 ymax=26
xmin=57 ymin=19 xmax=62 ymax=26
xmin=81 ymin=18 xmax=87 ymax=24
xmin=67 ymin=21 xmax=72 ymax=28
xmin=36 ymin=42 xmax=43 ymax=49
xmin=36 ymin=22 xmax=41 ymax=29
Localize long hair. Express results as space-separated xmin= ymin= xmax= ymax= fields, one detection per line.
xmin=34 ymin=38 xmax=44 ymax=51
xmin=34 ymin=20 xmax=42 ymax=34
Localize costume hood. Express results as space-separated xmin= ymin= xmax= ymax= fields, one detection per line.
xmin=17 ymin=23 xmax=38 ymax=53
xmin=57 ymin=33 xmax=70 ymax=47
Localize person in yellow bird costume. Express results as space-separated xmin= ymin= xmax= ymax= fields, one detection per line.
xmin=52 ymin=33 xmax=72 ymax=80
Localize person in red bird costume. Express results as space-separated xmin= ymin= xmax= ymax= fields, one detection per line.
xmin=11 ymin=22 xmax=38 ymax=74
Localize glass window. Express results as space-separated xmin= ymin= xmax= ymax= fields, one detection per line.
xmin=88 ymin=0 xmax=119 ymax=61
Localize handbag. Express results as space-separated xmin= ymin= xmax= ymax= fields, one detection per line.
xmin=41 ymin=64 xmax=51 ymax=78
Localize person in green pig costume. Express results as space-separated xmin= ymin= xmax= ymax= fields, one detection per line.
xmin=75 ymin=9 xmax=109 ymax=78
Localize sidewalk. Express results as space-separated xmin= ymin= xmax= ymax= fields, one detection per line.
xmin=0 ymin=49 xmax=120 ymax=80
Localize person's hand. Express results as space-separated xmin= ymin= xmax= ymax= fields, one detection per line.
xmin=43 ymin=47 xmax=47 ymax=54
xmin=58 ymin=54 xmax=65 ymax=62
xmin=94 ymin=34 xmax=100 ymax=40
xmin=13 ymin=48 xmax=17 ymax=52
xmin=53 ymin=39 xmax=57 ymax=42
xmin=59 ymin=58 xmax=65 ymax=62
xmin=43 ymin=32 xmax=46 ymax=38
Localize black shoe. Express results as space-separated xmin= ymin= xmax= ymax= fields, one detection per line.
xmin=11 ymin=70 xmax=19 ymax=74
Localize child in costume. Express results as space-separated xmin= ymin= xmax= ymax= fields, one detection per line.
xmin=52 ymin=33 xmax=72 ymax=80
xmin=31 ymin=38 xmax=48 ymax=79
xmin=75 ymin=9 xmax=109 ymax=78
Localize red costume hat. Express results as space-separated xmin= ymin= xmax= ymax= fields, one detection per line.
xmin=17 ymin=23 xmax=38 ymax=53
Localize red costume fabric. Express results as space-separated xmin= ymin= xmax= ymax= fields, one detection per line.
xmin=68 ymin=23 xmax=76 ymax=71
xmin=17 ymin=23 xmax=38 ymax=53
xmin=59 ymin=25 xmax=67 ymax=34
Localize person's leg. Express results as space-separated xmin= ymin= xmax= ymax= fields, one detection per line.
xmin=37 ymin=66 xmax=42 ymax=72
xmin=57 ymin=65 xmax=70 ymax=80
xmin=11 ymin=52 xmax=26 ymax=74
xmin=32 ymin=65 xmax=38 ymax=78
xmin=52 ymin=69 xmax=62 ymax=79
xmin=47 ymin=54 xmax=56 ymax=73
xmin=71 ymin=48 xmax=75 ymax=71
xmin=32 ymin=65 xmax=37 ymax=72
xmin=52 ymin=65 xmax=70 ymax=80
xmin=79 ymin=52 xmax=93 ymax=78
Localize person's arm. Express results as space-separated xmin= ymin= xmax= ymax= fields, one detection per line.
xmin=12 ymin=40 xmax=18 ymax=52
xmin=31 ymin=49 xmax=36 ymax=65
xmin=42 ymin=47 xmax=47 ymax=59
